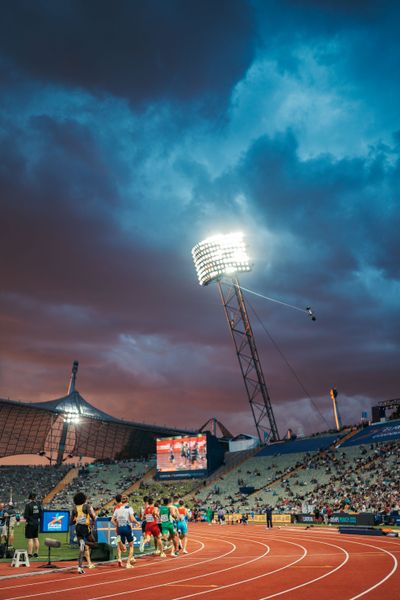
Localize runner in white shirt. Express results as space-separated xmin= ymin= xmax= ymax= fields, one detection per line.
xmin=111 ymin=494 xmax=140 ymax=568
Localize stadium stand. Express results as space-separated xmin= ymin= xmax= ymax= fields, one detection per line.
xmin=0 ymin=464 xmax=71 ymax=510
xmin=48 ymin=459 xmax=150 ymax=510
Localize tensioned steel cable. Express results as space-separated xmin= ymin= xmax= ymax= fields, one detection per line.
xmin=245 ymin=296 xmax=330 ymax=429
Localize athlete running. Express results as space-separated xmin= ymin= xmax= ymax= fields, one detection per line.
xmin=159 ymin=498 xmax=179 ymax=557
xmin=71 ymin=492 xmax=97 ymax=574
xmin=176 ymin=499 xmax=189 ymax=554
xmin=139 ymin=497 xmax=165 ymax=557
xmin=111 ymin=494 xmax=141 ymax=568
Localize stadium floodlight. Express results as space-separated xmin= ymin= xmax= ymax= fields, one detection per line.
xmin=192 ymin=232 xmax=251 ymax=287
xmin=192 ymin=232 xmax=280 ymax=443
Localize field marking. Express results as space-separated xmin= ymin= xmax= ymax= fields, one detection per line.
xmin=0 ymin=541 xmax=203 ymax=591
xmin=1 ymin=535 xmax=237 ymax=600
xmin=168 ymin=540 xmax=308 ymax=600
xmin=88 ymin=536 xmax=272 ymax=600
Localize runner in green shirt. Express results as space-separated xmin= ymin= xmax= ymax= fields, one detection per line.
xmin=159 ymin=498 xmax=179 ymax=557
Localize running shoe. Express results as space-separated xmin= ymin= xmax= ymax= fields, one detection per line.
xmin=126 ymin=562 xmax=133 ymax=569
xmin=117 ymin=560 xmax=123 ymax=568
xmin=139 ymin=538 xmax=145 ymax=553
xmin=154 ymin=549 xmax=161 ymax=555
xmin=183 ymin=549 xmax=188 ymax=554
xmin=160 ymin=552 xmax=167 ymax=558
xmin=163 ymin=543 xmax=172 ymax=550
xmin=33 ymin=553 xmax=39 ymax=558
xmin=130 ymin=557 xmax=136 ymax=564
xmin=171 ymin=552 xmax=180 ymax=557
xmin=78 ymin=567 xmax=85 ymax=574
xmin=88 ymin=563 xmax=96 ymax=569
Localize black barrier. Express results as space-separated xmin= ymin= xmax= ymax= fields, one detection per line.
xmin=295 ymin=513 xmax=375 ymax=526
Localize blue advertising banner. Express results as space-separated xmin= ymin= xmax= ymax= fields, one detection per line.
xmin=40 ymin=510 xmax=70 ymax=534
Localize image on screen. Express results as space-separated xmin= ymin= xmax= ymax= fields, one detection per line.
xmin=40 ymin=510 xmax=70 ymax=534
xmin=156 ymin=435 xmax=207 ymax=474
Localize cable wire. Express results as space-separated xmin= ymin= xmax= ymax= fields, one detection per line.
xmin=246 ymin=297 xmax=330 ymax=429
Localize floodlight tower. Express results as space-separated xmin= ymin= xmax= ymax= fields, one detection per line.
xmin=192 ymin=232 xmax=280 ymax=443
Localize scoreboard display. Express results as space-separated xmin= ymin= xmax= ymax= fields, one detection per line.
xmin=156 ymin=434 xmax=207 ymax=479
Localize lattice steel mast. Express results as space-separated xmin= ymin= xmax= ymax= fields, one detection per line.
xmin=192 ymin=233 xmax=280 ymax=443
xmin=217 ymin=278 xmax=279 ymax=442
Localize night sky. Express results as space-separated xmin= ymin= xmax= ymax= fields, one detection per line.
xmin=1 ymin=0 xmax=399 ymax=442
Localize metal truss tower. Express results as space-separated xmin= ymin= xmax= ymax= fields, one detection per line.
xmin=217 ymin=278 xmax=280 ymax=443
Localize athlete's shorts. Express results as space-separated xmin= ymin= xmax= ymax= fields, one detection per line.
xmin=75 ymin=524 xmax=95 ymax=545
xmin=145 ymin=522 xmax=160 ymax=538
xmin=177 ymin=520 xmax=188 ymax=535
xmin=25 ymin=523 xmax=39 ymax=539
xmin=161 ymin=522 xmax=175 ymax=537
xmin=118 ymin=525 xmax=133 ymax=544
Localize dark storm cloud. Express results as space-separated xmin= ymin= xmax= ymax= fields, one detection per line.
xmin=0 ymin=0 xmax=254 ymax=110
xmin=1 ymin=0 xmax=400 ymax=442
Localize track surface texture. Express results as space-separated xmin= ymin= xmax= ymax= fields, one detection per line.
xmin=0 ymin=523 xmax=399 ymax=599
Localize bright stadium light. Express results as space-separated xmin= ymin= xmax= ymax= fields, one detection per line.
xmin=192 ymin=232 xmax=251 ymax=286
xmin=64 ymin=410 xmax=80 ymax=424
xmin=191 ymin=231 xmax=280 ymax=443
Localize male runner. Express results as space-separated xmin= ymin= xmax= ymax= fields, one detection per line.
xmin=139 ymin=497 xmax=165 ymax=557
xmin=159 ymin=498 xmax=179 ymax=557
xmin=112 ymin=494 xmax=140 ymax=568
xmin=71 ymin=492 xmax=97 ymax=574
xmin=177 ymin=499 xmax=189 ymax=554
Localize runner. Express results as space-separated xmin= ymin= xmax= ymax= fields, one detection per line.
xmin=111 ymin=494 xmax=141 ymax=568
xmin=71 ymin=492 xmax=97 ymax=574
xmin=176 ymin=499 xmax=189 ymax=554
xmin=172 ymin=495 xmax=183 ymax=550
xmin=139 ymin=497 xmax=165 ymax=557
xmin=159 ymin=498 xmax=179 ymax=557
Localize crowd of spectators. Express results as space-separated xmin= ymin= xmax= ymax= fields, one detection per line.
xmin=0 ymin=464 xmax=71 ymax=511
xmin=48 ymin=458 xmax=149 ymax=510
xmin=186 ymin=441 xmax=400 ymax=517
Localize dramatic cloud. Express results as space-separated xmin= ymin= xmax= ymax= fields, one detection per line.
xmin=0 ymin=0 xmax=399 ymax=452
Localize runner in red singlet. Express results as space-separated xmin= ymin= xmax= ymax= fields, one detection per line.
xmin=139 ymin=497 xmax=165 ymax=557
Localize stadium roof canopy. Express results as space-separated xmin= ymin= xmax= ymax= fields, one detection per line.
xmin=0 ymin=366 xmax=195 ymax=462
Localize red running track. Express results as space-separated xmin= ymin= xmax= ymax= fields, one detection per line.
xmin=0 ymin=523 xmax=399 ymax=600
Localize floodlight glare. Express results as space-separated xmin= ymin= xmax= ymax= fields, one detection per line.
xmin=192 ymin=232 xmax=251 ymax=286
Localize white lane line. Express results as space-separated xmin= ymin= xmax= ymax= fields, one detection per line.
xmin=258 ymin=531 xmax=398 ymax=599
xmin=258 ymin=538 xmax=349 ymax=599
xmin=346 ymin=540 xmax=398 ymax=599
xmin=1 ymin=536 xmax=234 ymax=600
xmin=88 ymin=536 xmax=272 ymax=600
xmin=0 ymin=540 xmax=204 ymax=591
xmin=167 ymin=539 xmax=308 ymax=600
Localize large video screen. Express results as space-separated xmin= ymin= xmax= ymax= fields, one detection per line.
xmin=40 ymin=510 xmax=70 ymax=534
xmin=156 ymin=434 xmax=207 ymax=479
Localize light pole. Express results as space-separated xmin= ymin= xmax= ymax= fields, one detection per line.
xmin=192 ymin=232 xmax=279 ymax=443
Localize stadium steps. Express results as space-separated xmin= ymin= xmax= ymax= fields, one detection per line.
xmin=183 ymin=446 xmax=263 ymax=500
xmin=42 ymin=467 xmax=79 ymax=506
xmin=101 ymin=465 xmax=157 ymax=510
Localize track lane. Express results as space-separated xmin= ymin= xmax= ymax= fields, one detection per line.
xmin=0 ymin=525 xmax=399 ymax=600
